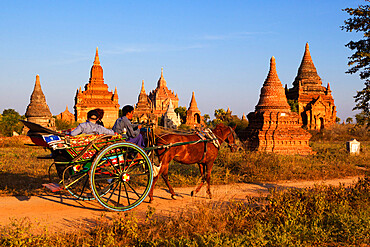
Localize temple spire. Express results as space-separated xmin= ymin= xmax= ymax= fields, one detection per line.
xmin=140 ymin=80 xmax=146 ymax=94
xmin=94 ymin=47 xmax=100 ymax=65
xmin=188 ymin=91 xmax=198 ymax=110
xmin=25 ymin=74 xmax=52 ymax=118
xmin=255 ymin=56 xmax=291 ymax=112
xmin=157 ymin=67 xmax=167 ymax=88
xmin=293 ymin=42 xmax=322 ymax=87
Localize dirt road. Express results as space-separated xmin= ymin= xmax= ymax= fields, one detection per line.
xmin=0 ymin=177 xmax=360 ymax=233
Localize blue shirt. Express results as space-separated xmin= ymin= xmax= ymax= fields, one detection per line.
xmin=112 ymin=116 xmax=140 ymax=138
xmin=70 ymin=121 xmax=115 ymax=136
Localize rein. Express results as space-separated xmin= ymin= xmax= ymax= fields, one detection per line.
xmin=213 ymin=126 xmax=238 ymax=150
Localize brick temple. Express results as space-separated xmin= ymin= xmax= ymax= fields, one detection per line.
xmin=74 ymin=48 xmax=120 ymax=127
xmin=185 ymin=92 xmax=204 ymax=127
xmin=246 ymin=57 xmax=312 ymax=155
xmin=25 ymin=75 xmax=55 ymax=130
xmin=148 ymin=68 xmax=179 ymax=117
xmin=56 ymin=105 xmax=74 ymax=123
xmin=286 ymin=43 xmax=336 ymax=130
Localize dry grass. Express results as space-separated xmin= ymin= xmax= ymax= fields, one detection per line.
xmin=1 ymin=178 xmax=369 ymax=246
xmin=0 ymin=126 xmax=369 ymax=197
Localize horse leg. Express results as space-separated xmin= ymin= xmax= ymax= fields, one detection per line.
xmin=191 ymin=163 xmax=206 ymax=196
xmin=205 ymin=162 xmax=214 ymax=199
xmin=161 ymin=168 xmax=177 ymax=200
xmin=148 ymin=175 xmax=160 ymax=203
xmin=148 ymin=160 xmax=166 ymax=203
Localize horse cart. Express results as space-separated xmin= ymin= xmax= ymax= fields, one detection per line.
xmin=21 ymin=120 xmax=236 ymax=211
xmin=22 ymin=120 xmax=154 ymax=212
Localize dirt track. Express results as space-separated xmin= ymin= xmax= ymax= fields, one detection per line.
xmin=0 ymin=176 xmax=361 ymax=233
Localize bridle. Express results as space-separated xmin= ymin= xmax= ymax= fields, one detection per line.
xmin=214 ymin=126 xmax=238 ymax=150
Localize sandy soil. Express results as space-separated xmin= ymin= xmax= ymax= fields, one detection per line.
xmin=0 ymin=176 xmax=361 ymax=233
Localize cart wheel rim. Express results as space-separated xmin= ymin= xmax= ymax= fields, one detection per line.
xmin=90 ymin=142 xmax=153 ymax=212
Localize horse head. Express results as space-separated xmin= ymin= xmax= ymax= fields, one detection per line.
xmin=213 ymin=123 xmax=239 ymax=152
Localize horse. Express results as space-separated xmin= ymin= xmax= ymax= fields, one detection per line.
xmin=148 ymin=123 xmax=237 ymax=202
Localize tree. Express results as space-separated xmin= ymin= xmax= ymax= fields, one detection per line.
xmin=0 ymin=109 xmax=25 ymax=136
xmin=174 ymin=106 xmax=187 ymax=124
xmin=346 ymin=117 xmax=353 ymax=124
xmin=287 ymin=99 xmax=298 ymax=113
xmin=342 ymin=2 xmax=370 ymax=127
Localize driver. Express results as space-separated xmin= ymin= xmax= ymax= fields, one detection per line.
xmin=112 ymin=105 xmax=145 ymax=148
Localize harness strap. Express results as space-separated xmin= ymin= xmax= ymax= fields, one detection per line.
xmin=199 ymin=141 xmax=208 ymax=163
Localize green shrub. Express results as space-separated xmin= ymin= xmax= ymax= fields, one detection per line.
xmin=0 ymin=109 xmax=25 ymax=137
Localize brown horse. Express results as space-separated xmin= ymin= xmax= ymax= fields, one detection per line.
xmin=148 ymin=123 xmax=237 ymax=202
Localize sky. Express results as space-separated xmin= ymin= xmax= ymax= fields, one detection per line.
xmin=0 ymin=0 xmax=366 ymax=121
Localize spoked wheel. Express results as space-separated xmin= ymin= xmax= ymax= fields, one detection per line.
xmin=90 ymin=142 xmax=153 ymax=211
xmin=62 ymin=161 xmax=95 ymax=201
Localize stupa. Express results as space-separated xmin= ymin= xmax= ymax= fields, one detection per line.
xmin=25 ymin=75 xmax=55 ymax=130
xmin=246 ymin=57 xmax=312 ymax=155
xmin=286 ymin=43 xmax=336 ymax=130
xmin=133 ymin=80 xmax=155 ymax=123
xmin=74 ymin=47 xmax=120 ymax=127
xmin=163 ymin=99 xmax=181 ymax=129
xmin=185 ymin=92 xmax=203 ymax=127
xmin=148 ymin=68 xmax=179 ymax=117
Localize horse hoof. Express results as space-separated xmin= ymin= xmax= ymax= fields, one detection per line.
xmin=190 ymin=191 xmax=194 ymax=197
xmin=171 ymin=195 xmax=177 ymax=200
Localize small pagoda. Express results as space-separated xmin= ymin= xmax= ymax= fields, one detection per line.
xmin=133 ymin=80 xmax=155 ymax=123
xmin=246 ymin=57 xmax=312 ymax=155
xmin=185 ymin=92 xmax=203 ymax=127
xmin=56 ymin=105 xmax=75 ymax=123
xmin=74 ymin=47 xmax=120 ymax=127
xmin=25 ymin=75 xmax=55 ymax=130
xmin=163 ymin=99 xmax=181 ymax=129
xmin=286 ymin=43 xmax=336 ymax=130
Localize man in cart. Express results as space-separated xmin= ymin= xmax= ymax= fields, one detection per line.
xmin=112 ymin=105 xmax=145 ymax=148
xmin=70 ymin=109 xmax=115 ymax=136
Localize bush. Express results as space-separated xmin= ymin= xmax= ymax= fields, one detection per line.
xmin=310 ymin=124 xmax=370 ymax=142
xmin=54 ymin=118 xmax=78 ymax=131
xmin=0 ymin=109 xmax=25 ymax=137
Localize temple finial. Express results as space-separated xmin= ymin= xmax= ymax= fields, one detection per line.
xmin=140 ymin=80 xmax=146 ymax=94
xmin=94 ymin=47 xmax=100 ymax=65
xmin=36 ymin=74 xmax=40 ymax=85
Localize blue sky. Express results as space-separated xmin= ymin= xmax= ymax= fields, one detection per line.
xmin=0 ymin=0 xmax=365 ymax=121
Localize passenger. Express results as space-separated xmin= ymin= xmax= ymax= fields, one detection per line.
xmin=94 ymin=108 xmax=105 ymax=127
xmin=70 ymin=110 xmax=115 ymax=136
xmin=112 ymin=105 xmax=145 ymax=148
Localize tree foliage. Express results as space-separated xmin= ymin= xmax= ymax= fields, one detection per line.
xmin=287 ymin=99 xmax=298 ymax=113
xmin=342 ymin=1 xmax=370 ymax=127
xmin=174 ymin=106 xmax=187 ymax=124
xmin=0 ymin=109 xmax=25 ymax=136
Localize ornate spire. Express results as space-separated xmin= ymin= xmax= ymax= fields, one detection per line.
xmin=188 ymin=92 xmax=199 ymax=111
xmin=293 ymin=43 xmax=322 ymax=87
xmin=140 ymin=80 xmax=146 ymax=94
xmin=255 ymin=56 xmax=291 ymax=112
xmin=94 ymin=47 xmax=100 ymax=65
xmin=326 ymin=82 xmax=332 ymax=95
xmin=157 ymin=67 xmax=167 ymax=88
xmin=242 ymin=113 xmax=247 ymax=121
xmin=25 ymin=75 xmax=52 ymax=117
xmin=90 ymin=47 xmax=104 ymax=82
xmin=166 ymin=99 xmax=175 ymax=113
